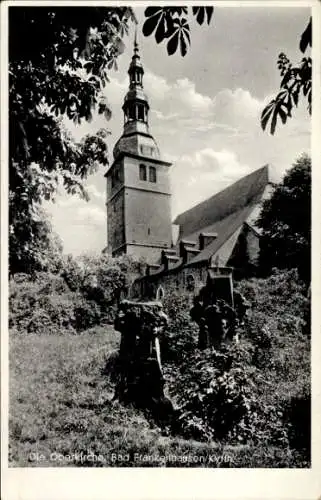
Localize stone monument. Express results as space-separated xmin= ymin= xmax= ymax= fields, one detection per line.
xmin=113 ymin=300 xmax=174 ymax=422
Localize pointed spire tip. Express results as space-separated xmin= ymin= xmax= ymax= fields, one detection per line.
xmin=134 ymin=25 xmax=139 ymax=53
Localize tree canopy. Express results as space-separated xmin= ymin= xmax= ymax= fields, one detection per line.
xmin=9 ymin=7 xmax=136 ymax=273
xmin=142 ymin=7 xmax=214 ymax=56
xmin=257 ymin=154 xmax=311 ymax=282
xmin=9 ymin=6 xmax=216 ymax=274
xmin=261 ymin=18 xmax=311 ymax=135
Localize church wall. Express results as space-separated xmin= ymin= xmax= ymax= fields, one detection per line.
xmin=107 ymin=189 xmax=125 ymax=253
xmin=132 ymin=264 xmax=207 ymax=300
xmin=124 ymin=188 xmax=172 ymax=255
xmin=106 ymin=161 xmax=124 ymax=199
xmin=123 ymin=156 xmax=171 ymax=195
xmin=125 ymin=244 xmax=164 ymax=264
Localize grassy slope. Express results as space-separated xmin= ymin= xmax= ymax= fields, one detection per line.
xmin=10 ymin=326 xmax=302 ymax=468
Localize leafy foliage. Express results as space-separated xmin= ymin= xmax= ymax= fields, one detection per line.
xmin=161 ymin=293 xmax=198 ymax=363
xmin=9 ymin=254 xmax=142 ymax=334
xmin=143 ymin=7 xmax=213 ymax=56
xmin=9 ymin=7 xmax=136 ymax=274
xmin=261 ymin=18 xmax=311 ymax=134
xmin=257 ymin=154 xmax=311 ymax=282
xmin=9 ymin=204 xmax=64 ymax=275
xmin=9 ymin=272 xmax=99 ymax=334
xmin=161 ymin=270 xmax=309 ymax=457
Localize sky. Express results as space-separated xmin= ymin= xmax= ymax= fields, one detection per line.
xmin=45 ymin=5 xmax=311 ymax=256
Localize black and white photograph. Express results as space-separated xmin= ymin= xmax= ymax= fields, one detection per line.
xmin=1 ymin=0 xmax=321 ymax=496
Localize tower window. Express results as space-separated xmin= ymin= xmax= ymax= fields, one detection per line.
xmin=139 ymin=164 xmax=147 ymax=181
xmin=137 ymin=104 xmax=145 ymax=121
xmin=128 ymin=106 xmax=135 ymax=121
xmin=149 ymin=166 xmax=157 ymax=183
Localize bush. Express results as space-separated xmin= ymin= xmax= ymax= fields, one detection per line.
xmin=161 ymin=293 xmax=198 ymax=363
xmin=9 ymin=272 xmax=100 ymax=334
xmin=9 ymin=253 xmax=143 ymax=335
xmin=27 ymin=309 xmax=58 ymax=335
xmin=172 ymin=341 xmax=284 ymax=445
xmin=285 ymin=394 xmax=310 ymax=456
xmin=160 ymin=270 xmax=310 ymax=454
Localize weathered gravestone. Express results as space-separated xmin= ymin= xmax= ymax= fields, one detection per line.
xmin=190 ymin=267 xmax=249 ymax=349
xmin=114 ymin=300 xmax=174 ymax=422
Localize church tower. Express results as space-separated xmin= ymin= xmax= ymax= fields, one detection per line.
xmin=105 ymin=34 xmax=172 ymax=263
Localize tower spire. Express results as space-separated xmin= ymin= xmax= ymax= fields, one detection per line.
xmin=128 ymin=25 xmax=143 ymax=89
xmin=112 ymin=27 xmax=161 ymax=160
xmin=134 ymin=24 xmax=138 ymax=54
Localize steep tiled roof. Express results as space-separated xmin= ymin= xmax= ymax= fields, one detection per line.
xmin=186 ymin=205 xmax=254 ymax=265
xmin=173 ymin=165 xmax=269 ymax=239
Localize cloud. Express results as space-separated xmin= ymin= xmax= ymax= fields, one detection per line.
xmin=86 ymin=183 xmax=105 ymax=200
xmin=73 ymin=205 xmax=105 ymax=225
xmin=171 ymin=148 xmax=252 ymax=217
xmin=46 ymin=67 xmax=310 ymax=256
xmin=144 ymin=72 xmax=267 ymax=138
xmin=44 ymin=188 xmax=106 ymax=255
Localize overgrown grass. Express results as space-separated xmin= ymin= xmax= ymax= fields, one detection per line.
xmin=10 ymin=324 xmax=306 ymax=467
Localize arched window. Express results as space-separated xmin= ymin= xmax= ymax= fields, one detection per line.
xmin=186 ymin=274 xmax=195 ymax=292
xmin=137 ymin=104 xmax=145 ymax=121
xmin=149 ymin=166 xmax=157 ymax=183
xmin=156 ymin=285 xmax=165 ymax=301
xmin=139 ymin=164 xmax=147 ymax=181
xmin=128 ymin=105 xmax=135 ymax=121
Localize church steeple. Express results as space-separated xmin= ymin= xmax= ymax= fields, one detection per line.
xmin=113 ymin=30 xmax=160 ymax=161
xmin=122 ymin=30 xmax=149 ymax=134
xmin=106 ymin=28 xmax=172 ymax=263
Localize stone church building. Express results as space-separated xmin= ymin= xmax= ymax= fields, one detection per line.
xmin=105 ymin=39 xmax=272 ymax=299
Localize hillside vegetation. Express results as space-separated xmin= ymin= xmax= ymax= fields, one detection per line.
xmin=9 ymin=268 xmax=310 ymax=467
xmin=162 ymin=270 xmax=310 ymax=458
xmin=9 ymin=255 xmax=141 ymax=335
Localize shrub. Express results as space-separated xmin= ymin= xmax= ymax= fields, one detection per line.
xmin=284 ymin=393 xmax=310 ymax=456
xmin=73 ymin=298 xmax=102 ymax=331
xmin=173 ymin=341 xmax=259 ymax=442
xmin=161 ymin=270 xmax=310 ymax=453
xmin=27 ymin=309 xmax=58 ymax=335
xmin=161 ymin=293 xmax=198 ymax=363
xmin=9 ymin=272 xmax=101 ymax=334
xmin=9 ymin=253 xmax=143 ymax=335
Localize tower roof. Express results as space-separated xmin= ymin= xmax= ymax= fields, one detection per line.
xmin=113 ymin=133 xmax=160 ymax=161
xmin=112 ymin=30 xmax=161 ymax=161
